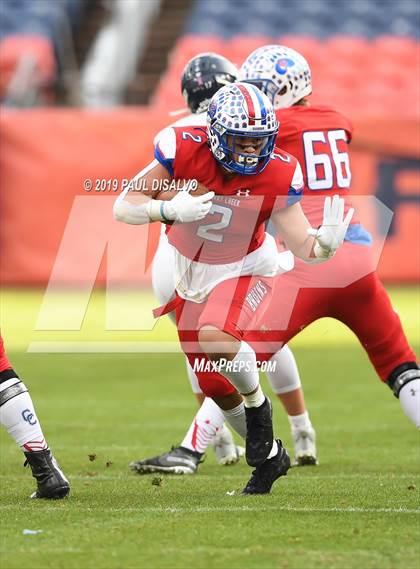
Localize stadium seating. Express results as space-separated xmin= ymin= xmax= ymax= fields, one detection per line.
xmin=153 ymin=0 xmax=419 ymax=119
xmin=153 ymin=32 xmax=419 ymax=119
xmin=0 ymin=0 xmax=85 ymax=103
xmin=0 ymin=35 xmax=55 ymax=100
xmin=184 ymin=0 xmax=419 ymax=38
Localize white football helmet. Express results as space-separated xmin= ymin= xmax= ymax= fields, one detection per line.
xmin=240 ymin=45 xmax=312 ymax=109
xmin=206 ymin=81 xmax=278 ymax=175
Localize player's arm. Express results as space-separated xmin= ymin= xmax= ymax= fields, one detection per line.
xmin=271 ymin=164 xmax=353 ymax=261
xmin=113 ymin=128 xmax=214 ymax=225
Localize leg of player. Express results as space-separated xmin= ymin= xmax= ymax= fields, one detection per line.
xmin=130 ymin=397 xmax=237 ymax=475
xmin=199 ymin=330 xmax=275 ymax=464
xmin=198 ymin=329 xmax=291 ymax=494
xmin=130 ymin=360 xmax=244 ymax=475
xmin=150 ymin=235 xmax=243 ymax=469
xmin=266 ymin=345 xmax=318 ymax=465
xmin=334 ymin=272 xmax=419 ymax=428
xmin=387 ymin=365 xmax=420 ymax=428
xmin=0 ymin=368 xmax=70 ymax=499
xmin=267 ymin=345 xmax=318 ymax=466
xmin=185 ymin=357 xmax=244 ymax=464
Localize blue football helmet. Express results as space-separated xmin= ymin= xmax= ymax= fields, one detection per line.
xmin=207 ymin=82 xmax=278 ymax=175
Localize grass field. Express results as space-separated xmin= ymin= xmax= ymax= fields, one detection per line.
xmin=0 ymin=287 xmax=419 ymax=569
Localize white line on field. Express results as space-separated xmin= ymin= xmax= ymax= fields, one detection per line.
xmin=75 ymin=473 xmax=420 ymax=481
xmin=0 ymin=473 xmax=418 ymax=481
xmin=148 ymin=506 xmax=420 ymax=514
xmin=0 ymin=504 xmax=417 ymax=515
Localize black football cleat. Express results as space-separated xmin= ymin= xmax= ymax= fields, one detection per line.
xmin=130 ymin=446 xmax=203 ymax=475
xmin=242 ymin=440 xmax=291 ymax=495
xmin=244 ymin=397 xmax=274 ymax=466
xmin=24 ymin=449 xmax=70 ymax=499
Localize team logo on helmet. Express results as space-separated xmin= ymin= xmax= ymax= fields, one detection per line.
xmin=240 ymin=45 xmax=312 ymax=110
xmin=275 ymin=58 xmax=295 ymax=75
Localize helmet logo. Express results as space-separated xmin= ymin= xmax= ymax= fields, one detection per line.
xmin=275 ymin=58 xmax=295 ymax=75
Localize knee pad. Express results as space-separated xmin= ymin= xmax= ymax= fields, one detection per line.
xmin=387 ymin=362 xmax=419 ymax=397
xmin=265 ymin=346 xmax=301 ymax=394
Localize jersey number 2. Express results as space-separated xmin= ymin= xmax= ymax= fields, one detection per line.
xmin=196 ymin=204 xmax=232 ymax=243
xmin=303 ymin=129 xmax=351 ymax=190
xmin=181 ymin=132 xmax=202 ymax=143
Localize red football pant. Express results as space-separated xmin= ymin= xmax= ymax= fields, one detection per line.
xmin=176 ymin=275 xmax=273 ymax=398
xmin=247 ymin=271 xmax=416 ymax=382
xmin=192 ymin=243 xmax=417 ymax=397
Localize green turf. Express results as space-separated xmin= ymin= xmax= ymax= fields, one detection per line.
xmin=1 ymin=286 xmax=419 ymax=352
xmin=0 ymin=288 xmax=419 ymax=568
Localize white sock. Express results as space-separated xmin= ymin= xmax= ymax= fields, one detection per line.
xmin=266 ymin=345 xmax=302 ymax=394
xmin=0 ymin=379 xmax=48 ymax=451
xmin=222 ymin=402 xmax=246 ymax=439
xmin=181 ymin=397 xmax=225 ymax=454
xmin=185 ymin=357 xmax=202 ymax=395
xmin=399 ymin=379 xmax=420 ymax=429
xmin=267 ymin=440 xmax=278 ymax=459
xmin=288 ymin=411 xmax=313 ymax=432
xmin=213 ymin=423 xmax=233 ymax=444
xmin=221 ymin=341 xmax=260 ymax=395
xmin=243 ymin=384 xmax=265 ymax=408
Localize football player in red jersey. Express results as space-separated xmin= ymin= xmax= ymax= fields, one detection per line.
xmin=114 ymin=81 xmax=352 ymax=494
xmin=127 ymin=47 xmax=419 ymax=484
xmin=150 ymin=54 xmax=248 ymax=469
xmin=238 ymin=45 xmax=419 ymax=430
xmin=0 ymin=334 xmax=70 ymax=498
xmin=135 ymin=54 xmax=318 ymax=476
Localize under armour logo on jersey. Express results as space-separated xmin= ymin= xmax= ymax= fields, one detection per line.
xmin=236 ymin=189 xmax=251 ymax=197
xmin=22 ymin=408 xmax=37 ymax=425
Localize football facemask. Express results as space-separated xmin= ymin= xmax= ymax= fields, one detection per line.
xmin=207 ymin=82 xmax=278 ymax=175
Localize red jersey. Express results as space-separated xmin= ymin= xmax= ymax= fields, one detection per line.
xmin=155 ymin=126 xmax=303 ymax=264
xmin=0 ymin=335 xmax=12 ymax=372
xmin=275 ymin=105 xmax=359 ymax=227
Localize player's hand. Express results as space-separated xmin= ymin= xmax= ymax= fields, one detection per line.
xmin=164 ymin=190 xmax=215 ymax=223
xmin=307 ymin=195 xmax=354 ymax=258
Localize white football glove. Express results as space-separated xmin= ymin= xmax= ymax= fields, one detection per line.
xmin=307 ymin=195 xmax=354 ymax=258
xmin=162 ymin=190 xmax=215 ymax=223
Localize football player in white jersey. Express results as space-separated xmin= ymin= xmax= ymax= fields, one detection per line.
xmin=130 ymin=53 xmax=317 ymax=476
